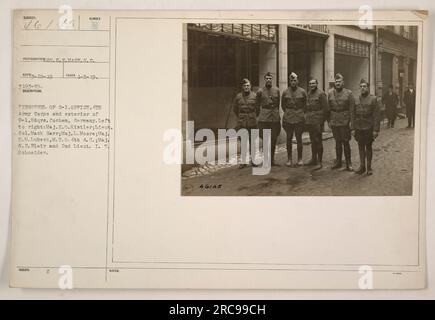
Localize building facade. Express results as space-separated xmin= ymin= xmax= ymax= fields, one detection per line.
xmin=376 ymin=26 xmax=418 ymax=106
xmin=182 ymin=23 xmax=418 ymax=134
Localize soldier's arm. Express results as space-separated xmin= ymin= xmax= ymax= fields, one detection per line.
xmin=255 ymin=89 xmax=261 ymax=103
xmin=302 ymin=90 xmax=307 ymax=112
xmin=255 ymin=89 xmax=262 ymax=116
xmin=349 ymin=92 xmax=356 ymax=130
xmin=232 ymin=96 xmax=239 ymax=115
xmin=280 ymin=91 xmax=285 ymax=113
xmin=320 ymin=92 xmax=329 ymax=120
xmin=325 ymin=92 xmax=331 ymax=122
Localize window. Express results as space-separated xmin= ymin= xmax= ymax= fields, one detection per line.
xmin=188 ymin=23 xmax=277 ymax=42
xmin=334 ymin=36 xmax=370 ymax=58
xmin=409 ymin=26 xmax=418 ymax=41
xmin=188 ymin=30 xmax=260 ymax=88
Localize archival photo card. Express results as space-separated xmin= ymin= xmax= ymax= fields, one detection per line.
xmin=181 ymin=23 xmax=420 ymax=197
xmin=9 ymin=10 xmax=427 ymax=289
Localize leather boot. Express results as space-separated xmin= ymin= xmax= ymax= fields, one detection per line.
xmin=315 ymin=147 xmax=323 ymax=170
xmin=366 ymin=159 xmax=373 ymax=175
xmin=344 ymin=142 xmax=352 ymax=171
xmin=332 ymin=143 xmax=342 ymax=169
xmin=355 ymin=164 xmax=366 ymax=174
xmin=306 ymin=155 xmax=317 ymax=166
xmin=331 ymin=159 xmax=342 ymax=169
xmin=297 ymin=145 xmax=303 ymax=166
xmin=366 ymin=142 xmax=373 ymax=175
xmin=313 ymin=162 xmax=323 ymax=171
xmin=355 ymin=145 xmax=366 ymax=174
xmin=286 ymin=150 xmax=292 ymax=167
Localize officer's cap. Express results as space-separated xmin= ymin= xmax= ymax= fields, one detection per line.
xmin=289 ymin=72 xmax=298 ymax=80
xmin=335 ymin=73 xmax=344 ymax=80
xmin=264 ymin=72 xmax=273 ymax=77
xmin=360 ymin=78 xmax=369 ymax=86
xmin=241 ymin=78 xmax=251 ymax=85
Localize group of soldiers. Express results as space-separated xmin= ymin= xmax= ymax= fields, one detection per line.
xmin=231 ymin=71 xmax=403 ymax=176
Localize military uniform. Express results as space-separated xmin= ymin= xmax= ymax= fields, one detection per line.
xmin=327 ymin=87 xmax=355 ymax=169
xmin=232 ymin=91 xmax=259 ymax=130
xmin=281 ymin=86 xmax=307 ymax=162
xmin=232 ymin=90 xmax=258 ymax=167
xmin=351 ymin=93 xmax=380 ymax=175
xmin=352 ymin=94 xmax=380 ymax=140
xmin=306 ymin=88 xmax=329 ymax=165
xmin=256 ymin=86 xmax=281 ymax=164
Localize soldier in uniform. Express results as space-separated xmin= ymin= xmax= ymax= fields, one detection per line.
xmin=382 ymin=84 xmax=399 ymax=128
xmin=256 ymin=72 xmax=281 ymax=166
xmin=403 ymin=83 xmax=416 ymax=128
xmin=281 ymin=72 xmax=307 ymax=167
xmin=327 ymin=73 xmax=354 ymax=171
xmin=351 ymin=79 xmax=380 ymax=176
xmin=305 ymin=78 xmax=329 ymax=170
xmin=232 ymin=78 xmax=259 ymax=169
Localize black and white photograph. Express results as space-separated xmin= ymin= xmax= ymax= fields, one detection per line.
xmin=181 ymin=23 xmax=419 ymax=196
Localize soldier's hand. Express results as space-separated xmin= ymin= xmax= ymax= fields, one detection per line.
xmin=373 ymin=131 xmax=379 ymax=139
